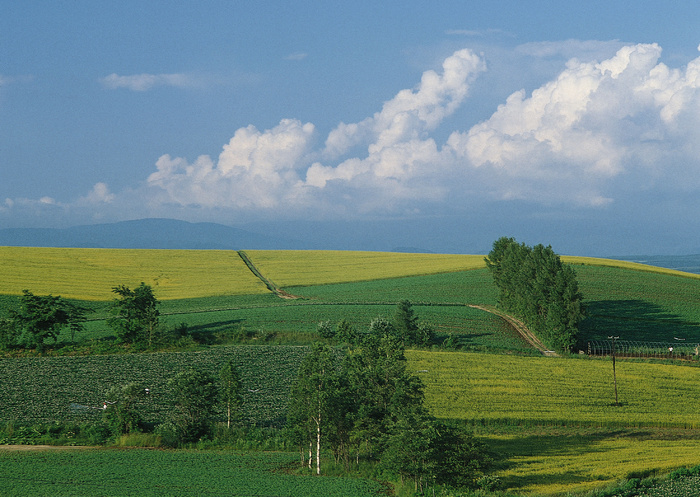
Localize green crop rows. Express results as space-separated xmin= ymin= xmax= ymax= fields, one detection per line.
xmin=0 ymin=449 xmax=385 ymax=497
xmin=0 ymin=346 xmax=307 ymax=426
xmin=574 ymin=265 xmax=700 ymax=343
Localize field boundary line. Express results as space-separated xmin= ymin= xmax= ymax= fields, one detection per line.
xmin=237 ymin=251 xmax=300 ymax=299
xmin=468 ymin=304 xmax=557 ymax=356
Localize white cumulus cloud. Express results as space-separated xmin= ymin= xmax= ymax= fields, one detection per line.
xmin=146 ymin=119 xmax=316 ymax=211
xmin=447 ymin=43 xmax=700 ymax=205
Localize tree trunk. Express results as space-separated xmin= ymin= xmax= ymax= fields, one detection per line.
xmin=316 ymin=414 xmax=321 ymax=475
xmin=308 ymin=441 xmax=313 ymax=469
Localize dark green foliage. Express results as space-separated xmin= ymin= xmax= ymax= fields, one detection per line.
xmin=0 ymin=317 xmax=19 ymax=350
xmin=102 ymin=382 xmax=148 ymax=436
xmin=317 ymin=320 xmax=336 ymax=339
xmin=107 ymin=282 xmax=160 ymax=346
xmin=381 ymin=417 xmax=492 ymax=492
xmin=287 ymin=342 xmax=346 ymax=474
xmin=336 ymin=318 xmax=358 ymax=344
xmin=163 ymin=368 xmax=219 ymax=444
xmin=286 ymin=333 xmax=492 ymax=489
xmin=7 ymin=290 xmax=85 ymax=351
xmin=393 ymin=299 xmax=418 ymax=338
xmin=485 ymin=237 xmax=585 ymax=352
xmin=391 ymin=300 xmax=436 ymax=347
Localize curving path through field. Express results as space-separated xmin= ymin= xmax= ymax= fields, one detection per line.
xmin=468 ymin=305 xmax=558 ymax=356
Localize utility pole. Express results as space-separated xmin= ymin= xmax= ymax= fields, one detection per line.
xmin=609 ymin=336 xmax=619 ymax=406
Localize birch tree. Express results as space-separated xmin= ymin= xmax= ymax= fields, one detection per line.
xmin=219 ymin=360 xmax=243 ymax=428
xmin=288 ymin=342 xmax=338 ymax=475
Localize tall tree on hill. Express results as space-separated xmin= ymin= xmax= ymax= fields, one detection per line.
xmin=485 ymin=237 xmax=585 ymax=352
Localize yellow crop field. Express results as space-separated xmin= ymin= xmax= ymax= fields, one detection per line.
xmin=0 ymin=247 xmax=270 ymax=300
xmin=490 ymin=434 xmax=700 ymax=495
xmin=406 ymin=350 xmax=700 ymax=427
xmin=243 ymin=250 xmax=487 ymax=287
xmin=407 ymin=350 xmax=700 ymax=494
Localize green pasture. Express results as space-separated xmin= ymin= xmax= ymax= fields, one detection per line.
xmin=574 ymin=265 xmax=700 ymax=343
xmin=563 ymin=255 xmax=700 ymax=281
xmin=0 ymin=449 xmax=385 ymax=497
xmin=286 ymin=269 xmax=499 ymax=304
xmin=0 ymin=247 xmax=270 ymax=300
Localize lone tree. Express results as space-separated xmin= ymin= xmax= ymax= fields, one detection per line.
xmin=393 ymin=300 xmax=435 ymax=347
xmin=10 ymin=290 xmax=85 ymax=351
xmin=107 ymin=282 xmax=160 ymax=346
xmin=485 ymin=237 xmax=585 ymax=352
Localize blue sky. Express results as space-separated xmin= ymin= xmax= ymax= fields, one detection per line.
xmin=2 ymin=1 xmax=700 ymax=255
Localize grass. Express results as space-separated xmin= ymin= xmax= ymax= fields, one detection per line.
xmin=573 ymin=265 xmax=700 ymax=344
xmin=0 ymin=247 xmax=270 ymax=300
xmin=3 ymin=248 xmax=700 ymax=495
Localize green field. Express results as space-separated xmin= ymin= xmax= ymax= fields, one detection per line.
xmin=0 ymin=449 xmax=385 ymax=497
xmin=0 ymin=346 xmax=305 ymax=426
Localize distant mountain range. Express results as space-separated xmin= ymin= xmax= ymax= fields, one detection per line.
xmin=0 ymin=218 xmax=311 ymax=250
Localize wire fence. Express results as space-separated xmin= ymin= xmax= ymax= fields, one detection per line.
xmin=587 ymin=339 xmax=700 ymax=359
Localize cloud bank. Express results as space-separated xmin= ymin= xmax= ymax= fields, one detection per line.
xmin=7 ymin=43 xmax=700 ymax=228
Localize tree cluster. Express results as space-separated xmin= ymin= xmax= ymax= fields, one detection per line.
xmin=317 ymin=300 xmax=435 ymax=348
xmin=0 ymin=290 xmax=85 ymax=352
xmin=287 ymin=333 xmax=491 ymax=492
xmin=485 ymin=237 xmax=585 ymax=352
xmin=0 ymin=283 xmax=191 ymax=352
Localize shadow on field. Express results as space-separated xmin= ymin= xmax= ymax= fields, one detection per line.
xmin=579 ymin=299 xmax=699 ymax=342
xmin=488 ymin=430 xmax=656 ymax=490
xmin=187 ymin=319 xmax=244 ymax=335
